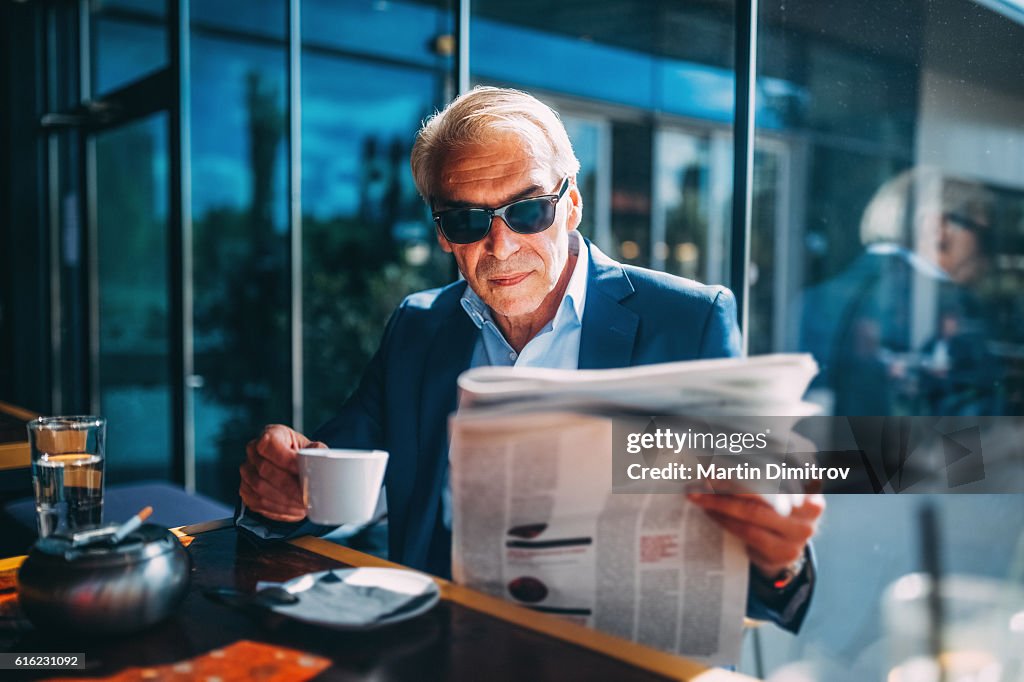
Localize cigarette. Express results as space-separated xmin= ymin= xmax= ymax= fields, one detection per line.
xmin=111 ymin=506 xmax=153 ymax=543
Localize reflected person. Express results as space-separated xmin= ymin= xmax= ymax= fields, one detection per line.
xmin=237 ymin=87 xmax=823 ymax=632
xmin=798 ymin=166 xmax=999 ymax=415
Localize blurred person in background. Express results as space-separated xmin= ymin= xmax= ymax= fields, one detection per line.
xmin=798 ymin=166 xmax=1000 ymax=415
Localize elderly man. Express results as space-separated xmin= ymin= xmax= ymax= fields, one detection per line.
xmin=238 ymin=86 xmax=823 ymax=632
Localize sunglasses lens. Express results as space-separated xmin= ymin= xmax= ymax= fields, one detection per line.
xmin=438 ymin=210 xmax=492 ymax=244
xmin=505 ymin=198 xmax=555 ymax=234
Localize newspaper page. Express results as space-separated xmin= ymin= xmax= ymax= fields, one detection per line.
xmin=450 ymin=410 xmax=750 ymax=667
xmin=449 ymin=354 xmax=820 ymax=666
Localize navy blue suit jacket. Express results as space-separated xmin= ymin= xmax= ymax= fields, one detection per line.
xmin=241 ymin=241 xmax=813 ymax=631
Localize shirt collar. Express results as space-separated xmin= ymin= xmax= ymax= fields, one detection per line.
xmin=460 ymin=231 xmax=589 ymax=331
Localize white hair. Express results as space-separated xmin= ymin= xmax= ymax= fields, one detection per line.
xmin=859 ymin=166 xmax=994 ymax=248
xmin=410 ymin=86 xmax=581 ymax=203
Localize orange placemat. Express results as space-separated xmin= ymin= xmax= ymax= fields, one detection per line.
xmin=0 ymin=556 xmax=22 ymax=622
xmin=0 ymin=591 xmax=19 ymax=622
xmin=46 ymin=640 xmax=332 ymax=681
xmin=0 ymin=559 xmax=19 ymax=593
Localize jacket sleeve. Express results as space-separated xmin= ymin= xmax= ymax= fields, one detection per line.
xmin=698 ymin=287 xmax=743 ymax=358
xmin=746 ymin=545 xmax=817 ymax=633
xmin=234 ymin=304 xmax=404 ymax=543
xmin=311 ymin=302 xmax=406 ymax=450
xmin=696 ymin=287 xmax=816 ymax=630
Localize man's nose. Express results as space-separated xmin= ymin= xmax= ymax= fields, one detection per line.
xmin=484 ymin=215 xmax=522 ymax=260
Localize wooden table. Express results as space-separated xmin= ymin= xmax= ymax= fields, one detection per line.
xmin=0 ymin=521 xmax=753 ymax=681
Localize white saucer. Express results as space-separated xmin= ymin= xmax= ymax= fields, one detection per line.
xmin=264 ymin=567 xmax=440 ymax=631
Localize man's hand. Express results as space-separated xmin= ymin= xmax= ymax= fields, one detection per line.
xmin=239 ymin=424 xmax=327 ymax=523
xmin=687 ymin=492 xmax=825 ymax=581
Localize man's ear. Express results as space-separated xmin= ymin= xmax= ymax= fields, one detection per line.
xmin=435 ymin=225 xmax=454 ymax=253
xmin=567 ymin=176 xmax=583 ymax=231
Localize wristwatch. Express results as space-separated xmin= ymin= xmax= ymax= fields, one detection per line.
xmin=771 ymin=551 xmax=808 ymax=590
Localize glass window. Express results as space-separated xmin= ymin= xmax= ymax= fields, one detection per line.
xmin=95 ymin=113 xmax=172 ymax=484
xmin=91 ymin=0 xmax=167 ymax=95
xmin=50 ymin=3 xmax=84 ymax=111
xmin=654 ymin=128 xmax=716 ymax=281
xmin=302 ymin=0 xmax=452 ymax=68
xmin=190 ymin=25 xmax=290 ymax=503
xmin=471 ymin=1 xmax=736 ymax=120
xmin=300 ymin=45 xmax=452 ymax=433
xmin=191 ymin=0 xmax=286 ymax=41
xmin=471 ymin=0 xmax=736 ymax=280
xmin=610 ymin=121 xmax=653 ymax=267
xmin=747 ymin=144 xmax=789 ymax=356
xmin=56 ymin=128 xmax=89 ymax=414
xmin=299 ymin=0 xmax=453 ymax=434
xmin=750 ymin=1 xmax=1024 ymax=678
xmin=562 ymin=114 xmax=612 ymax=251
xmin=755 ymin=0 xmax=1024 ymax=418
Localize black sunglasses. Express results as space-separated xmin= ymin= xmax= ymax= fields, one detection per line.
xmin=432 ymin=178 xmax=570 ymax=245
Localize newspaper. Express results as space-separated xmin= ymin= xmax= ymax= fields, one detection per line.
xmin=449 ymin=354 xmax=819 ymax=667
xmin=457 ymin=353 xmax=817 ymax=411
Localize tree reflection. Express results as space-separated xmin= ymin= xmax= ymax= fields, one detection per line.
xmin=193 ymin=71 xmax=290 ymax=500
xmin=192 ymin=70 xmax=447 ymax=501
xmin=302 ymin=132 xmax=448 ymax=432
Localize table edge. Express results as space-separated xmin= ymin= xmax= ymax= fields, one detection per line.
xmin=289 ymin=535 xmax=757 ymax=682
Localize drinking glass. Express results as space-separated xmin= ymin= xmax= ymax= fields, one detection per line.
xmin=27 ymin=416 xmax=106 ymax=537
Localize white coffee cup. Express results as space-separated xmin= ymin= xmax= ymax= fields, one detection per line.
xmin=296 ymin=448 xmax=388 ymax=525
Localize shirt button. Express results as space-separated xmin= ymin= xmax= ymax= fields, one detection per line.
xmin=509 ymin=352 xmax=517 ymax=361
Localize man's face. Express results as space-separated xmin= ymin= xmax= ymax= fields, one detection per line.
xmin=937 ymin=215 xmax=983 ymax=284
xmin=432 ymin=134 xmax=581 ymax=319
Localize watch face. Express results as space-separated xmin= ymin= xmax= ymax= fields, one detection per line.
xmin=773 ymin=553 xmax=807 ymax=590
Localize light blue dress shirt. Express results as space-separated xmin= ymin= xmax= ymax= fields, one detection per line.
xmin=441 ymin=231 xmax=590 ymax=527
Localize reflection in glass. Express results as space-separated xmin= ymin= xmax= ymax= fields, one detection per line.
xmin=301 ymin=52 xmax=449 ymax=431
xmin=562 ymin=115 xmax=612 ymax=254
xmin=799 ymin=168 xmax=1006 ymax=416
xmin=91 ymin=0 xmax=166 ymax=94
xmin=610 ymin=122 xmax=652 ymax=266
xmin=95 ymin=114 xmax=171 ymax=483
xmin=55 ymin=128 xmax=89 ymax=412
xmin=742 ymin=4 xmax=1024 ymax=680
xmin=302 ymin=0 xmax=451 ymax=68
xmin=754 ymin=0 xmax=1024 ymax=418
xmin=470 ymin=0 xmax=736 ymax=275
xmin=748 ymin=146 xmax=786 ymax=356
xmin=191 ymin=0 xmax=285 ymax=41
xmin=655 ymin=129 xmax=713 ymax=281
xmin=190 ymin=31 xmax=290 ymax=502
xmin=471 ymin=1 xmax=736 ymax=120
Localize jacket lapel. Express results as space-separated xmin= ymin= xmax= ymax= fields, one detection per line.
xmin=578 ymin=241 xmax=640 ymax=370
